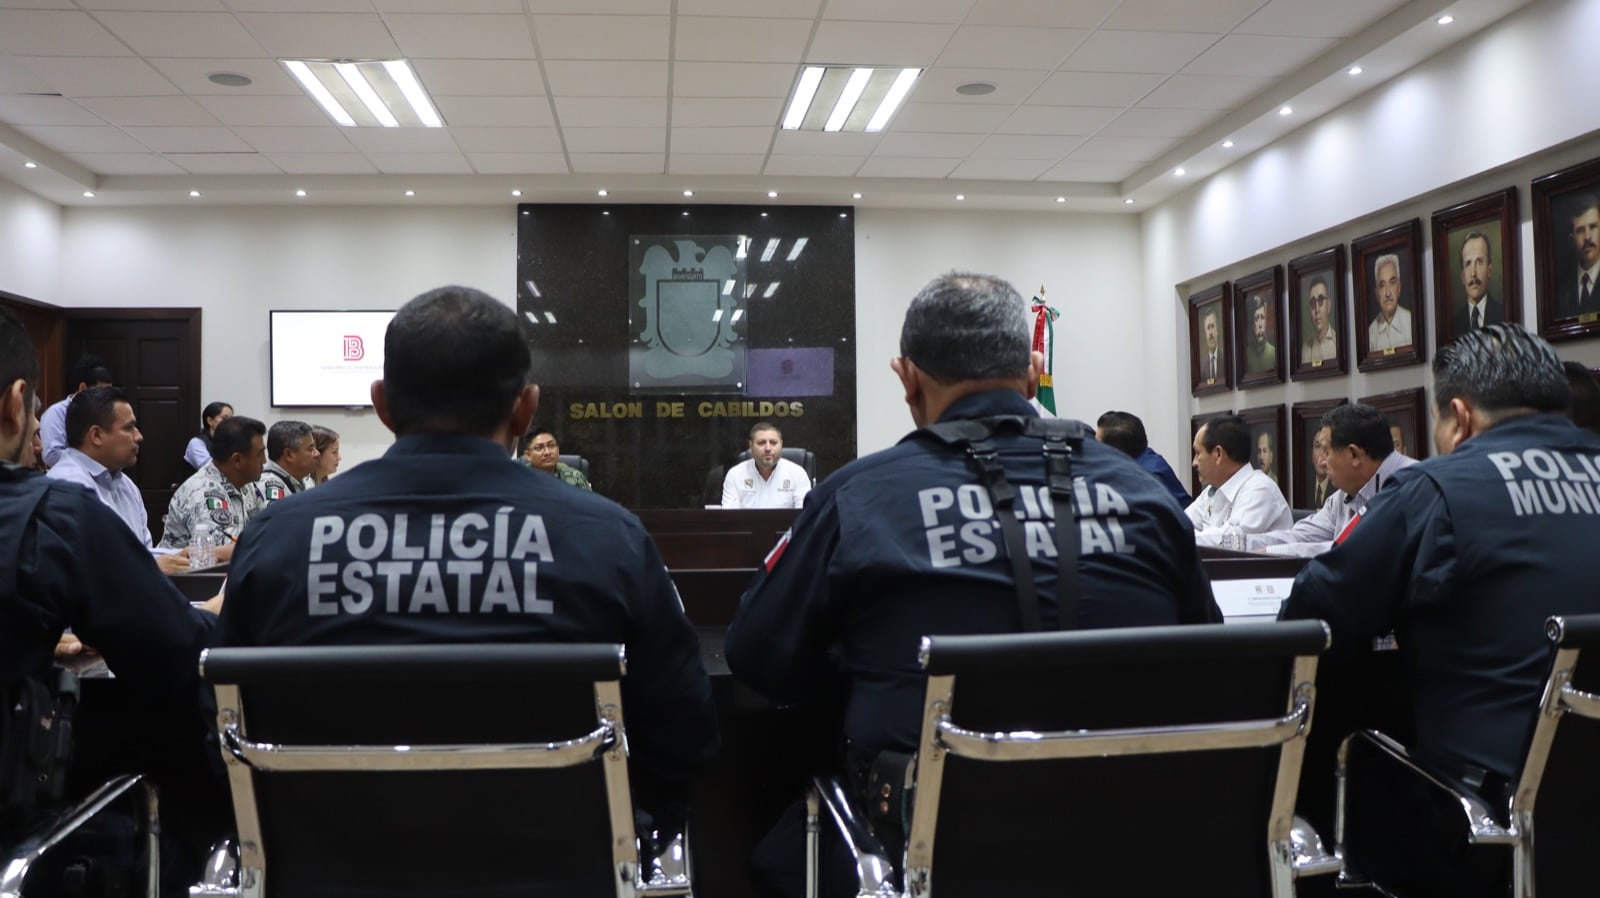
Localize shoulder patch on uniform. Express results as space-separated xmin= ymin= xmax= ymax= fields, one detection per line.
xmin=202 ymin=488 xmax=232 ymax=525
xmin=266 ymin=484 xmax=285 ymax=500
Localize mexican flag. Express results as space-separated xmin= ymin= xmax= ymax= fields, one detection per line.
xmin=1031 ymin=289 xmax=1060 ymax=415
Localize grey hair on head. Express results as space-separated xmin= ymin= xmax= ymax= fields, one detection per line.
xmin=899 ymin=271 xmax=1031 ymax=382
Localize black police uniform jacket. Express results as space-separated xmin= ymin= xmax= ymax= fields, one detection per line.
xmin=217 ymin=433 xmax=718 ymax=797
xmin=725 ymin=390 xmax=1221 ymax=756
xmin=1282 ymin=413 xmax=1600 ymax=783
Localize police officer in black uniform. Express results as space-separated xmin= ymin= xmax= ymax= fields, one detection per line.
xmin=1281 ymin=323 xmax=1600 ymax=897
xmin=0 ymin=306 xmax=226 ymax=894
xmin=218 ymin=285 xmax=717 ymax=834
xmin=726 ymin=271 xmax=1219 ymax=896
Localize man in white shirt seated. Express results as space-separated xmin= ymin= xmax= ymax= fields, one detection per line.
xmin=721 ymin=421 xmax=811 ymax=509
xmin=1186 ymin=414 xmax=1292 ymax=546
xmin=1248 ymin=403 xmax=1417 ymax=556
xmin=46 ymin=386 xmax=188 ymax=573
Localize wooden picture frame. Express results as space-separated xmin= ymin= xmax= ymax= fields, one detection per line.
xmin=1353 ymin=219 xmax=1426 ymax=371
xmin=1189 ymin=283 xmax=1232 ymax=396
xmin=1189 ymin=410 xmax=1232 ymax=498
xmin=1239 ymin=403 xmax=1289 ymax=501
xmin=1232 ymin=266 xmax=1285 ymax=388
xmin=1292 ymin=398 xmax=1347 ymax=510
xmin=1432 ymin=188 xmax=1521 ymax=347
xmin=1533 ymin=156 xmax=1600 ymax=342
xmin=1288 ymin=246 xmax=1348 ymax=381
xmin=1359 ymin=387 xmax=1428 ymax=461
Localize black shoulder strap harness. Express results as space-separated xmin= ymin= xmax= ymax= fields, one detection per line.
xmin=914 ymin=416 xmax=1090 ymax=632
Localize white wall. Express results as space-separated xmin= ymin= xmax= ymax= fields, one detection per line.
xmin=0 ymin=177 xmax=62 ymax=302
xmin=1141 ymin=0 xmax=1600 ymax=466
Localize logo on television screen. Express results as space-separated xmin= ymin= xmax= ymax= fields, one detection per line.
xmin=342 ymin=335 xmax=364 ymax=361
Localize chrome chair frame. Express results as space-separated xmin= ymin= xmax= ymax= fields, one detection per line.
xmin=195 ymin=644 xmax=691 ymax=898
xmin=0 ymin=774 xmax=158 ymax=898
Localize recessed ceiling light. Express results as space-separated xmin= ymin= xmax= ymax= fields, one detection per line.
xmin=955 ymin=81 xmax=997 ymax=96
xmin=1123 ymin=198 xmax=1135 ymax=205
xmin=1222 ymin=140 xmax=1234 ymax=148
xmin=596 ymin=188 xmax=608 ymax=197
xmin=295 ymin=189 xmax=306 ymax=197
xmin=82 ymin=191 xmax=94 ymax=198
xmin=24 ymin=161 xmax=37 ymax=169
xmin=282 ymin=59 xmax=441 ymax=128
xmin=683 ymin=189 xmax=694 ymax=197
xmin=955 ymin=194 xmax=965 ymax=201
xmin=1055 ymin=196 xmax=1065 ymax=203
xmin=1174 ymin=167 xmax=1186 ymax=176
xmin=511 ymin=189 xmax=522 ymax=197
xmin=189 ymin=190 xmax=200 ymax=197
xmin=404 ymin=190 xmax=415 ymax=197
xmin=783 ymin=65 xmax=922 ymax=132
xmin=767 ymin=190 xmax=778 ymax=198
xmin=1279 ymin=106 xmax=1293 ymax=116
xmin=1437 ymin=14 xmax=1454 ymax=24
xmin=1348 ymin=66 xmax=1363 ymax=75
xmin=852 ymin=192 xmax=862 ymax=199
xmin=207 ymin=72 xmax=253 ymax=88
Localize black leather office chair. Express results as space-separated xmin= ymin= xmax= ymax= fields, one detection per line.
xmin=1337 ymin=613 xmax=1600 ymax=898
xmin=194 ymin=644 xmax=691 ymax=898
xmin=809 ymin=620 xmax=1337 ymax=898
xmin=733 ymin=446 xmax=817 ymax=484
xmin=558 ymin=453 xmax=591 ymax=481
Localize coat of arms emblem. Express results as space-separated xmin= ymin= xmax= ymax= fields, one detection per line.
xmin=636 ymin=238 xmax=741 ymax=380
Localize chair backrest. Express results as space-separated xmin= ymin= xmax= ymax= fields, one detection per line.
xmin=559 ymin=454 xmax=591 ymax=480
xmin=200 ymin=644 xmax=639 ymax=898
xmin=734 ymin=446 xmax=817 ymax=483
xmin=904 ymin=621 xmax=1329 ymax=898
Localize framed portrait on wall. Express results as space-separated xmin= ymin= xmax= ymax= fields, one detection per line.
xmin=1532 ymin=156 xmax=1600 ymax=341
xmin=1189 ymin=283 xmax=1232 ymax=396
xmin=1292 ymin=398 xmax=1346 ymax=511
xmin=1189 ymin=410 xmax=1232 ymax=498
xmin=1359 ymin=387 xmax=1428 ymax=461
xmin=1239 ymin=404 xmax=1288 ymax=501
xmin=1232 ymin=266 xmax=1285 ymax=388
xmin=1288 ymin=246 xmax=1347 ymax=381
xmin=1432 ymin=188 xmax=1520 ymax=346
xmin=1353 ymin=219 xmax=1426 ymax=371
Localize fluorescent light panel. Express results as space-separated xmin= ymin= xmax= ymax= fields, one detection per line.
xmin=783 ymin=66 xmax=921 ymax=132
xmin=282 ymin=59 xmax=443 ymax=128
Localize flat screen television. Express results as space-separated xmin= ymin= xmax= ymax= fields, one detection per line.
xmin=270 ymin=310 xmax=393 ymax=408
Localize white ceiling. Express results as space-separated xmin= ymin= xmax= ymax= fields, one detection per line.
xmin=0 ymin=0 xmax=1531 ymax=211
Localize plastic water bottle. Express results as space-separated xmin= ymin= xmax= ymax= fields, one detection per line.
xmin=189 ymin=520 xmax=216 ymax=570
xmin=1221 ymin=521 xmax=1245 ymax=552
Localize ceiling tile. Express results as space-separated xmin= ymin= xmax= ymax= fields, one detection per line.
xmin=669 ymin=127 xmax=773 ymax=155
xmin=466 ymin=152 xmax=569 ymax=173
xmin=553 ymin=96 xmax=665 ymax=127
xmin=434 ymin=96 xmax=555 ymax=128
xmin=936 ymin=26 xmax=1087 ymax=70
xmin=93 ymin=12 xmax=267 ymax=58
xmin=193 ymin=95 xmax=326 ymax=127
xmin=667 ymin=153 xmax=766 ymax=174
xmin=569 ymin=152 xmax=664 ymax=173
xmin=411 ymin=60 xmax=546 ymax=96
xmin=1182 ymin=34 xmax=1337 ymax=78
xmin=806 ymin=21 xmax=955 ymax=67
xmin=70 ymin=153 xmax=187 ymax=175
xmin=1096 ymin=105 xmax=1220 ymax=137
xmin=972 ymin=133 xmax=1078 ymax=159
xmin=1029 ymin=71 xmax=1164 ymax=107
xmin=0 ymin=58 xmax=54 ymax=94
xmin=16 ymin=57 xmax=179 ymax=97
xmin=562 ymin=126 xmax=664 ymax=153
xmin=1103 ymin=0 xmax=1264 ymax=33
xmin=528 ymin=0 xmax=667 ymax=11
xmin=374 ymin=0 xmax=523 ymax=10
xmin=145 ymin=58 xmax=301 ymax=94
xmin=231 ymin=125 xmax=356 ymax=152
xmin=449 ymin=126 xmax=563 ymax=152
xmin=1038 ymin=157 xmax=1141 ymax=181
xmin=1137 ymin=73 xmax=1271 ymax=109
xmin=262 ymin=152 xmax=377 ymax=173
xmin=166 ymin=152 xmax=280 ymax=173
xmin=0 ymin=0 xmax=76 ymax=7
xmin=964 ymin=0 xmax=1119 ymax=28
xmin=76 ymin=96 xmax=219 ymax=127
xmin=366 ymin=152 xmax=473 ymax=173
xmin=872 ymin=130 xmax=984 ymax=156
xmin=534 ymin=15 xmax=669 ymax=60
xmin=1060 ymin=30 xmax=1220 ymax=74
xmin=855 ymin=156 xmax=958 ymax=177
xmin=123 ymin=126 xmax=249 ymax=152
xmin=1235 ymin=0 xmax=1406 ymax=39
xmin=1066 ymin=135 xmax=1179 ymax=161
xmin=341 ymin=127 xmax=461 ymax=153
xmin=544 ymin=61 xmax=668 ymax=97
xmin=673 ymin=62 xmax=797 ymax=98
xmin=16 ymin=125 xmax=147 ymax=152
xmin=763 ymin=154 xmax=864 ymax=176
xmin=672 ymin=97 xmax=782 ymax=127
xmin=0 ymin=95 xmax=107 ymax=126
xmin=948 ymin=157 xmax=1053 ymax=179
xmin=674 ymin=17 xmax=811 ymax=63
xmin=996 ymin=105 xmax=1118 ymax=136
xmin=677 ymin=0 xmax=818 ymax=16
xmin=227 ymin=0 xmax=371 ymax=11
xmin=235 ymin=13 xmax=400 ymax=58
xmin=822 ymin=0 xmax=975 ymax=23
xmin=890 ymin=102 xmax=1009 ymax=133
xmin=772 ymin=130 xmax=879 ymax=155
xmin=0 ymin=11 xmax=131 ymax=56
xmin=383 ymin=14 xmax=537 ymax=59
xmin=911 ymin=67 xmax=1048 ymax=106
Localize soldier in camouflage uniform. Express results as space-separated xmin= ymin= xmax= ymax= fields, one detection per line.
xmin=257 ymin=419 xmax=318 ymax=505
xmin=159 ymin=415 xmax=267 ymax=562
xmin=520 ymin=426 xmax=592 ymax=490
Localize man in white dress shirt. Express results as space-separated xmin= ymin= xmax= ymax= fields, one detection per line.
xmin=1248 ymin=404 xmax=1416 ymax=556
xmin=721 ymin=421 xmax=811 ymax=509
xmin=1367 ymin=253 xmax=1414 ymax=351
xmin=1186 ymin=414 xmax=1292 ymax=546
